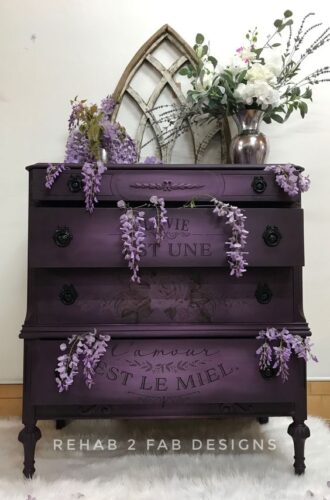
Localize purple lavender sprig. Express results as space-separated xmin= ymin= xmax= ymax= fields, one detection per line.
xmin=55 ymin=329 xmax=110 ymax=392
xmin=117 ymin=201 xmax=146 ymax=283
xmin=45 ymin=163 xmax=67 ymax=189
xmin=256 ymin=327 xmax=318 ymax=382
xmin=265 ymin=164 xmax=311 ymax=196
xmin=148 ymin=195 xmax=168 ymax=245
xmin=81 ymin=160 xmax=107 ymax=213
xmin=211 ymin=198 xmax=249 ymax=278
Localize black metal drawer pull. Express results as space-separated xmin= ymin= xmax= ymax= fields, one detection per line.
xmin=59 ymin=284 xmax=78 ymax=305
xmin=252 ymin=176 xmax=267 ymax=194
xmin=255 ymin=283 xmax=273 ymax=304
xmin=53 ymin=227 xmax=72 ymax=247
xmin=263 ymin=225 xmax=282 ymax=247
xmin=260 ymin=367 xmax=276 ymax=379
xmin=67 ymin=174 xmax=83 ymax=193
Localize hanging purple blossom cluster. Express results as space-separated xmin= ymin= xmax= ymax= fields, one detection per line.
xmin=265 ymin=164 xmax=311 ymax=196
xmin=45 ymin=163 xmax=67 ymax=189
xmin=117 ymin=196 xmax=168 ymax=282
xmin=148 ymin=195 xmax=168 ymax=245
xmin=211 ymin=198 xmax=249 ymax=278
xmin=256 ymin=327 xmax=318 ymax=382
xmin=117 ymin=201 xmax=146 ymax=284
xmin=81 ymin=161 xmax=107 ymax=214
xmin=55 ymin=328 xmax=110 ymax=392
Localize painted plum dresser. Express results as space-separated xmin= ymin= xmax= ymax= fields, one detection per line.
xmin=19 ymin=163 xmax=311 ymax=477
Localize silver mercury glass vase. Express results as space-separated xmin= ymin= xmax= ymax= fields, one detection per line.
xmin=230 ymin=109 xmax=268 ymax=164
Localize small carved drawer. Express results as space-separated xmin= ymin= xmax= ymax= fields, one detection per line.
xmin=29 ymin=165 xmax=295 ymax=203
xmin=29 ymin=207 xmax=304 ymax=268
xmin=29 ymin=338 xmax=305 ymax=410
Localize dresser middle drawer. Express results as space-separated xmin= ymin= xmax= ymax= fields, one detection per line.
xmin=27 ymin=267 xmax=295 ymax=325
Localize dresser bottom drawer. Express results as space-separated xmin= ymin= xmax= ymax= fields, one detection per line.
xmin=28 ymin=338 xmax=306 ymax=407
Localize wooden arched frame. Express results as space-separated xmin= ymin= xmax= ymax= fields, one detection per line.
xmin=112 ymin=24 xmax=231 ymax=163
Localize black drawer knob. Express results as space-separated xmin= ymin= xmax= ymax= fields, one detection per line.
xmin=260 ymin=367 xmax=276 ymax=379
xmin=67 ymin=174 xmax=83 ymax=193
xmin=263 ymin=225 xmax=282 ymax=247
xmin=53 ymin=227 xmax=72 ymax=247
xmin=252 ymin=176 xmax=267 ymax=194
xmin=59 ymin=284 xmax=78 ymax=305
xmin=255 ymin=283 xmax=273 ymax=304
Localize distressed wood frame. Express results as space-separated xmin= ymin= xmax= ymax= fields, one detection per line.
xmin=112 ymin=24 xmax=231 ymax=163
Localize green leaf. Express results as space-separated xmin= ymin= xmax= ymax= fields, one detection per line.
xmin=263 ymin=115 xmax=271 ymax=124
xmin=284 ymin=9 xmax=293 ymax=18
xmin=272 ymin=43 xmax=281 ymax=47
xmin=179 ymin=67 xmax=188 ymax=75
xmin=274 ymin=19 xmax=282 ymax=28
xmin=299 ymin=101 xmax=308 ymax=118
xmin=208 ymin=56 xmax=218 ymax=67
xmin=271 ymin=114 xmax=284 ymax=123
xmin=196 ymin=33 xmax=204 ymax=44
xmin=202 ymin=44 xmax=208 ymax=56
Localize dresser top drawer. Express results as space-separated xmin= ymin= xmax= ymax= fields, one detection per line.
xmin=27 ymin=163 xmax=300 ymax=203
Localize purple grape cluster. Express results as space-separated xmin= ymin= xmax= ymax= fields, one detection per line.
xmin=117 ymin=201 xmax=146 ymax=284
xmin=265 ymin=164 xmax=311 ymax=196
xmin=55 ymin=328 xmax=111 ymax=392
xmin=81 ymin=161 xmax=107 ymax=213
xmin=45 ymin=163 xmax=67 ymax=189
xmin=211 ymin=198 xmax=249 ymax=278
xmin=256 ymin=327 xmax=318 ymax=382
xmin=148 ymin=195 xmax=168 ymax=245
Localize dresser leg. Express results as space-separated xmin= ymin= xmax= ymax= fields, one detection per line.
xmin=55 ymin=419 xmax=67 ymax=430
xmin=287 ymin=419 xmax=310 ymax=475
xmin=18 ymin=424 xmax=41 ymax=478
xmin=257 ymin=416 xmax=269 ymax=424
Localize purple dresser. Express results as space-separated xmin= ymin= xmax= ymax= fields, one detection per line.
xmin=19 ymin=163 xmax=311 ymax=477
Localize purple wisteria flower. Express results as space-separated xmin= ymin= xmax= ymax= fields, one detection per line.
xmin=65 ymin=130 xmax=91 ymax=164
xmin=256 ymin=327 xmax=318 ymax=382
xmin=148 ymin=195 xmax=168 ymax=245
xmin=211 ymin=198 xmax=249 ymax=278
xmin=102 ymin=121 xmax=137 ymax=164
xmin=117 ymin=201 xmax=146 ymax=283
xmin=265 ymin=164 xmax=311 ymax=196
xmin=142 ymin=156 xmax=163 ymax=164
xmin=55 ymin=329 xmax=110 ymax=392
xmin=81 ymin=160 xmax=107 ymax=213
xmin=100 ymin=95 xmax=116 ymax=117
xmin=45 ymin=163 xmax=67 ymax=189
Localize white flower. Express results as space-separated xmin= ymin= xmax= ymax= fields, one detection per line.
xmin=234 ymin=81 xmax=280 ymax=109
xmin=226 ymin=54 xmax=249 ymax=75
xmin=263 ymin=50 xmax=283 ymax=77
xmin=246 ymin=63 xmax=276 ymax=83
xmin=238 ymin=47 xmax=257 ymax=63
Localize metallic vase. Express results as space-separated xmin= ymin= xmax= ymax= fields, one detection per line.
xmin=230 ymin=109 xmax=268 ymax=164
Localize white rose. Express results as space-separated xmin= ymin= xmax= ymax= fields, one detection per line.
xmin=246 ymin=63 xmax=276 ymax=83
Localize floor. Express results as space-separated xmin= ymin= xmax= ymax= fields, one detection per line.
xmin=0 ymin=416 xmax=330 ymax=500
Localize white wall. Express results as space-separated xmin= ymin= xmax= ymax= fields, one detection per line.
xmin=0 ymin=0 xmax=329 ymax=382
